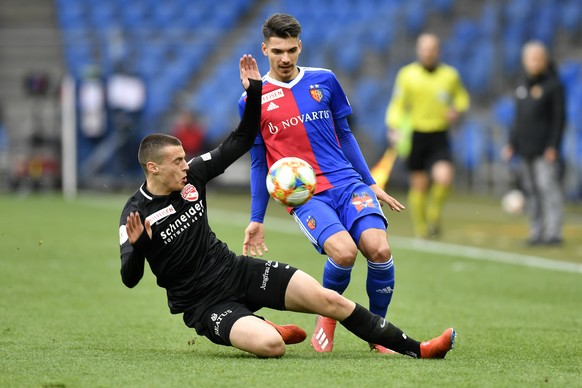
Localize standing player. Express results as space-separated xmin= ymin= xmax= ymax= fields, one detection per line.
xmin=240 ymin=13 xmax=405 ymax=354
xmin=119 ymin=54 xmax=457 ymax=359
xmin=386 ymin=33 xmax=470 ymax=239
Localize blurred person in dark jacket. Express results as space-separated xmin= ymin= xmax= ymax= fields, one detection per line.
xmin=502 ymin=41 xmax=566 ymax=246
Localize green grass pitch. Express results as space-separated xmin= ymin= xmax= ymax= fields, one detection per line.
xmin=1 ymin=191 xmax=581 ymax=387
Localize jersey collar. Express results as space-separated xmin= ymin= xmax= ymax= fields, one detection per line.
xmin=139 ymin=182 xmax=153 ymax=200
xmin=265 ymin=66 xmax=305 ymax=89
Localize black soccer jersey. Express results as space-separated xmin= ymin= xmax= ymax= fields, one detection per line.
xmin=118 ymin=79 xmax=262 ymax=317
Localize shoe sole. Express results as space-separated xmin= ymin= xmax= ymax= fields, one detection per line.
xmin=450 ymin=328 xmax=457 ymax=350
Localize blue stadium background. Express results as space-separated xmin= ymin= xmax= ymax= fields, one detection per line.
xmin=42 ymin=0 xmax=582 ymax=197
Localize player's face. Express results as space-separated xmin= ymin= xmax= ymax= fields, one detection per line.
xmin=150 ymin=145 xmax=189 ymax=195
xmin=262 ymin=36 xmax=302 ymax=82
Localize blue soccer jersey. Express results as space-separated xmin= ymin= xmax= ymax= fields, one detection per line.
xmin=239 ymin=66 xmax=375 ymax=222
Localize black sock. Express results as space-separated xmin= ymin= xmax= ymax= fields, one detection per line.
xmin=340 ymin=303 xmax=421 ymax=358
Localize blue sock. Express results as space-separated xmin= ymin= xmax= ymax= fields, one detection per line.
xmin=366 ymin=257 xmax=395 ymax=318
xmin=322 ymin=257 xmax=352 ymax=294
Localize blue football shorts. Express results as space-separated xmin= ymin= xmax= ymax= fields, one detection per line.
xmin=290 ymin=181 xmax=388 ymax=254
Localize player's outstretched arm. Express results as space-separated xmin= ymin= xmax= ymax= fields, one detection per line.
xmin=210 ymin=54 xmax=262 ymax=173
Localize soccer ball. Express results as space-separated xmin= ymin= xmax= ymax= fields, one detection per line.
xmin=266 ymin=157 xmax=317 ymax=207
xmin=501 ymin=189 xmax=525 ymax=215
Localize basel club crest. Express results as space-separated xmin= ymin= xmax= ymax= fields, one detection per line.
xmin=306 ymin=215 xmax=316 ymax=230
xmin=309 ymin=85 xmax=323 ymax=102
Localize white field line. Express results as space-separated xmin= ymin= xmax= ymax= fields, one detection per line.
xmin=208 ymin=209 xmax=582 ymax=275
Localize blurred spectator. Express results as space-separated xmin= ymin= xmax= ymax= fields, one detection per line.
xmin=0 ymin=102 xmax=6 ymax=147
xmin=384 ymin=33 xmax=470 ymax=239
xmin=107 ymin=62 xmax=146 ymax=173
xmin=79 ymin=65 xmax=106 ymax=138
xmin=0 ymin=102 xmax=8 ymax=185
xmin=107 ymin=63 xmax=146 ymax=125
xmin=171 ymin=110 xmax=207 ymax=160
xmin=502 ymin=41 xmax=566 ymax=247
xmin=23 ymin=71 xmax=50 ymax=97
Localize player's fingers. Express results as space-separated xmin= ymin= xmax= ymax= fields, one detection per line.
xmin=126 ymin=212 xmax=137 ymax=229
xmin=144 ymin=219 xmax=152 ymax=239
xmin=261 ymin=243 xmax=269 ymax=253
xmin=249 ymin=55 xmax=257 ymax=70
xmin=242 ymin=233 xmax=251 ymax=255
xmin=240 ymin=55 xmax=250 ymax=88
xmin=388 ymin=198 xmax=405 ymax=211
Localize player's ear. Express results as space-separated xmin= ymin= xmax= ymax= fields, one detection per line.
xmin=261 ymin=41 xmax=268 ymax=57
xmin=146 ymin=161 xmax=159 ymax=175
xmin=298 ymin=39 xmax=302 ymax=53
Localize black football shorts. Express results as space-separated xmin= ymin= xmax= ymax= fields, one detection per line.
xmin=189 ymin=257 xmax=298 ymax=346
xmin=407 ymin=130 xmax=452 ymax=171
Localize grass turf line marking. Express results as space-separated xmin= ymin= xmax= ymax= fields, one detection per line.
xmin=209 ymin=209 xmax=582 ymax=275
xmin=76 ymin=197 xmax=581 ymax=274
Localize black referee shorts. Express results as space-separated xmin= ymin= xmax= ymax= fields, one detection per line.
xmin=188 ymin=257 xmax=298 ymax=346
xmin=407 ymin=130 xmax=452 ymax=172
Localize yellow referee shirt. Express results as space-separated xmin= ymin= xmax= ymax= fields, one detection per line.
xmin=386 ymin=62 xmax=470 ymax=133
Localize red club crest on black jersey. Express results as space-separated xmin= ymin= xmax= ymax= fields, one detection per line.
xmin=181 ymin=184 xmax=199 ymax=202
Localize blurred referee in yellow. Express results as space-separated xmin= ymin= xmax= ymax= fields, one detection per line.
xmin=385 ymin=33 xmax=469 ymax=238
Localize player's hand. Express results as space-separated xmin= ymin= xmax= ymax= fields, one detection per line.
xmin=387 ymin=128 xmax=400 ymax=147
xmin=370 ymin=184 xmax=405 ymax=212
xmin=240 ymin=54 xmax=261 ymax=90
xmin=544 ymin=147 xmax=557 ymax=162
xmin=446 ymin=108 xmax=460 ymax=125
xmin=501 ymin=145 xmax=514 ymax=162
xmin=126 ymin=212 xmax=152 ymax=244
xmin=243 ymin=221 xmax=268 ymax=256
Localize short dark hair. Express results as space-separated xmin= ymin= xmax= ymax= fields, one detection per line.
xmin=262 ymin=13 xmax=302 ymax=41
xmin=138 ymin=133 xmax=182 ymax=173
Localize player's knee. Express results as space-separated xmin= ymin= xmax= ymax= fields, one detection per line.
xmin=432 ymin=162 xmax=454 ymax=184
xmin=360 ymin=235 xmax=391 ymax=263
xmin=329 ymin=245 xmax=358 ymax=267
xmin=367 ymin=243 xmax=392 ymax=263
xmin=255 ymin=335 xmax=286 ymax=358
